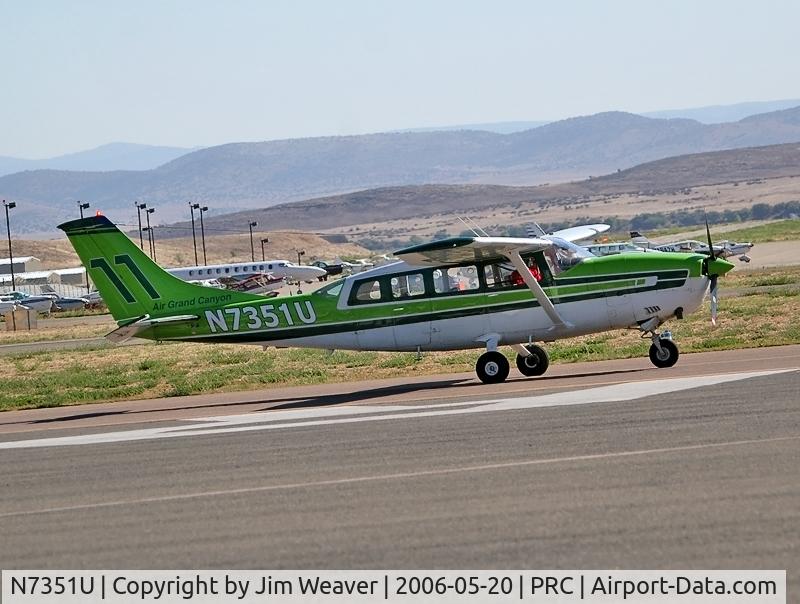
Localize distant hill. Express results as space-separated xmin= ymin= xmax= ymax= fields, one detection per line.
xmin=179 ymin=142 xmax=800 ymax=234
xmin=396 ymin=99 xmax=800 ymax=133
xmin=642 ymin=99 xmax=800 ymax=124
xmin=0 ymin=142 xmax=197 ymax=177
xmin=397 ymin=120 xmax=550 ymax=134
xmin=3 ymin=107 xmax=800 ymax=234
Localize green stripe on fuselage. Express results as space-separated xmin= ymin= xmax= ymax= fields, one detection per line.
xmin=150 ymin=271 xmax=690 ymax=344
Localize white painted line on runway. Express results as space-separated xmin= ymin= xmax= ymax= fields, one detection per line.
xmin=0 ymin=369 xmax=794 ymax=449
xmin=0 ymin=434 xmax=797 ymax=520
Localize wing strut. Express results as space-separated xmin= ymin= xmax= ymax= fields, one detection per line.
xmin=505 ymin=250 xmax=571 ymax=330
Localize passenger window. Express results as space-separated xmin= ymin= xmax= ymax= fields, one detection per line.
xmin=390 ymin=273 xmax=425 ymax=299
xmin=259 ymin=265 xmax=264 ymax=271
xmin=354 ymin=280 xmax=383 ymax=302
xmin=484 ymin=262 xmax=518 ymax=289
xmin=215 ymin=268 xmax=221 ymax=274
xmin=189 ymin=270 xmax=194 ymax=276
xmin=434 ymin=265 xmax=479 ymax=294
xmin=234 ymin=267 xmax=240 ymax=273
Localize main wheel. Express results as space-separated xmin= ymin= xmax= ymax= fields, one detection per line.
xmin=649 ymin=339 xmax=679 ymax=368
xmin=516 ymin=344 xmax=549 ymax=377
xmin=476 ymin=351 xmax=510 ymax=384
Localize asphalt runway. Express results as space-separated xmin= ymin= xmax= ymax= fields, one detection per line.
xmin=0 ymin=346 xmax=798 ymax=590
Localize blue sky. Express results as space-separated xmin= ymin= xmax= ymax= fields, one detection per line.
xmin=2 ymin=0 xmax=799 ymax=157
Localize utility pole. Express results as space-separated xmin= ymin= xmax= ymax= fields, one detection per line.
xmin=248 ymin=221 xmax=258 ymax=262
xmin=3 ymin=200 xmax=16 ymax=291
xmin=136 ymin=202 xmax=147 ymax=250
xmin=199 ymin=206 xmax=208 ymax=265
xmin=296 ymin=249 xmax=305 ymax=265
xmin=189 ymin=203 xmax=199 ymax=265
xmin=260 ymin=238 xmax=269 ymax=261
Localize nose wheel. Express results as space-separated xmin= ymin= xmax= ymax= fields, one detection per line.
xmin=476 ymin=351 xmax=510 ymax=384
xmin=649 ymin=338 xmax=679 ymax=368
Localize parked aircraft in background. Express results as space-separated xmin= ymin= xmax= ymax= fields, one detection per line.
xmin=526 ymin=223 xmax=611 ymax=243
xmin=582 ymin=241 xmax=649 ymax=256
xmin=218 ymin=273 xmax=284 ymax=295
xmin=59 ymin=216 xmax=734 ymax=384
xmin=0 ymin=291 xmax=54 ymax=314
xmin=630 ymin=231 xmax=754 ymax=262
xmin=39 ymin=285 xmax=89 ymax=311
xmin=166 ymin=259 xmax=326 ymax=283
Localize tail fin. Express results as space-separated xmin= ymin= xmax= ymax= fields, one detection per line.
xmin=58 ymin=216 xmax=266 ymax=324
xmin=629 ymin=230 xmax=652 ymax=247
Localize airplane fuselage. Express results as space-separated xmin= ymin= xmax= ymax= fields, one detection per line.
xmin=143 ymin=253 xmax=711 ymax=352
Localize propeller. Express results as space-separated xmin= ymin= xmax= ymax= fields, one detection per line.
xmin=704 ymin=217 xmax=718 ymax=326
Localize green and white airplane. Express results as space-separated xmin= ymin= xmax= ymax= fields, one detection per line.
xmin=59 ymin=215 xmax=734 ymax=384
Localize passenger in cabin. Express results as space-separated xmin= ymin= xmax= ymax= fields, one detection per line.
xmin=509 ymin=260 xmax=542 ymax=286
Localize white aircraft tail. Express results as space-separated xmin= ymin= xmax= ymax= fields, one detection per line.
xmin=630 ymin=230 xmax=653 ymax=248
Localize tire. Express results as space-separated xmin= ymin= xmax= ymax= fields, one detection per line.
xmin=476 ymin=351 xmax=510 ymax=384
xmin=649 ymin=339 xmax=679 ymax=368
xmin=516 ymin=344 xmax=549 ymax=377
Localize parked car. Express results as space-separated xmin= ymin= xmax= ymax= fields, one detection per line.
xmin=311 ymin=260 xmax=344 ymax=280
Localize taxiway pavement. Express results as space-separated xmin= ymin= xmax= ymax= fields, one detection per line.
xmin=0 ymin=346 xmax=797 ymax=588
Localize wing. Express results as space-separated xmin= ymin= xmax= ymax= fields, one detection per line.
xmin=395 ymin=236 xmax=553 ymax=266
xmin=551 ymin=223 xmax=610 ymax=242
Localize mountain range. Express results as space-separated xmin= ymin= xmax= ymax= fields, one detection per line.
xmin=168 ymin=142 xmax=800 ymax=235
xmin=0 ymin=142 xmax=198 ymax=177
xmin=3 ymin=104 xmax=800 ymax=234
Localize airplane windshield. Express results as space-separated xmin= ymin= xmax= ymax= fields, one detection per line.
xmin=546 ymin=237 xmax=594 ymax=274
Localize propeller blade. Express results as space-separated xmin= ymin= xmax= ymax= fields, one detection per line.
xmin=705 ymin=216 xmax=716 ymax=261
xmin=710 ymin=274 xmax=718 ymax=326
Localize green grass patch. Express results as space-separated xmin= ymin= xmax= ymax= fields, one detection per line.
xmin=719 ymin=219 xmax=800 ymax=243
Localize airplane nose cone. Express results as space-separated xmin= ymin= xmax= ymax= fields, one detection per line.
xmin=707 ymin=257 xmax=735 ymax=276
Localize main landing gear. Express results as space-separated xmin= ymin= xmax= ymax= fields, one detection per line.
xmin=475 ymin=343 xmax=550 ymax=384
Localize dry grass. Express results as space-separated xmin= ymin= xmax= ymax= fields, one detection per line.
xmin=329 ymin=176 xmax=800 ymax=245
xmin=14 ymin=230 xmax=371 ymax=271
xmin=3 ymin=266 xmax=799 ymax=410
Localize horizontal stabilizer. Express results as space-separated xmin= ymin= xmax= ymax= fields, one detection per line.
xmin=106 ymin=314 xmax=199 ymax=343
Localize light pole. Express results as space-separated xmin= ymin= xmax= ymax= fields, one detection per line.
xmin=135 ymin=202 xmax=147 ymax=250
xmin=3 ymin=200 xmax=16 ymax=291
xmin=145 ymin=207 xmax=155 ymax=260
xmin=189 ymin=203 xmax=200 ymax=265
xmin=248 ymin=221 xmax=258 ymax=262
xmin=142 ymin=227 xmax=152 ymax=261
xmin=260 ymin=238 xmax=269 ymax=261
xmin=77 ymin=201 xmax=91 ymax=292
xmin=198 ymin=206 xmax=208 ymax=265
xmin=296 ymin=249 xmax=305 ymax=265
